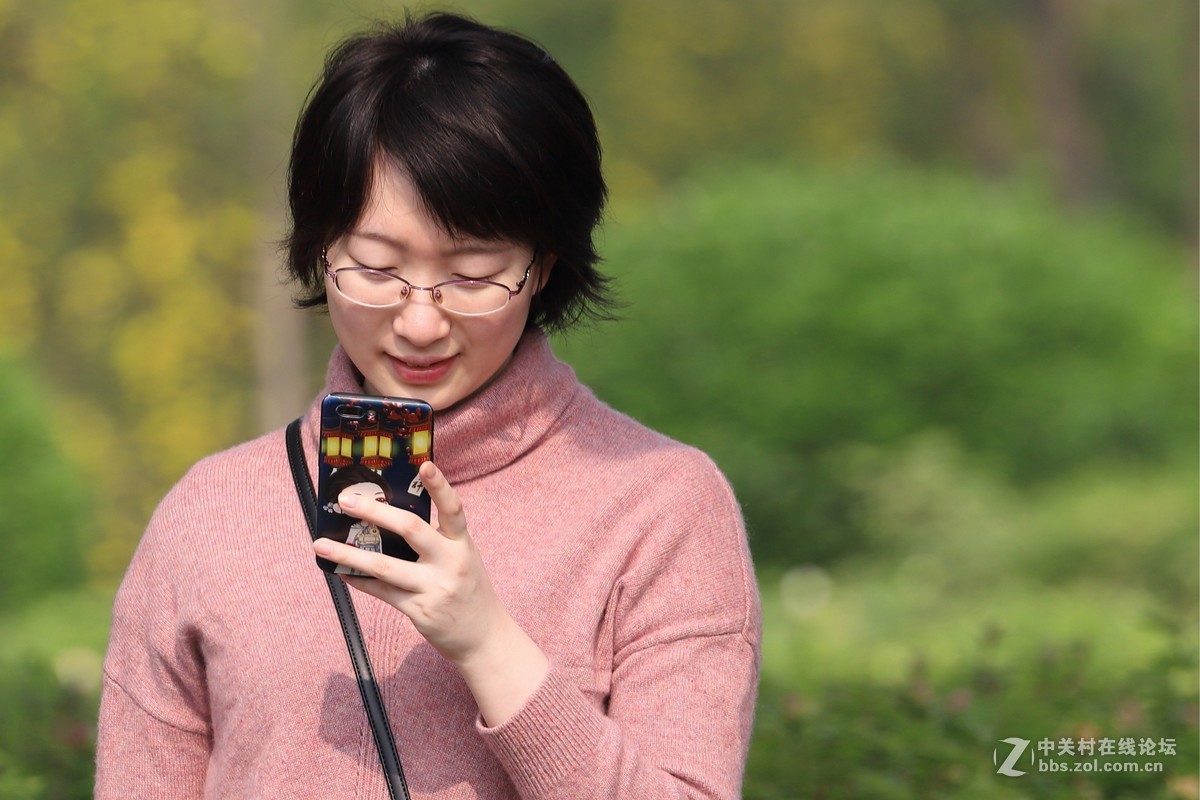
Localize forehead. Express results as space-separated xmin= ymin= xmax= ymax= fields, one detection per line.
xmin=357 ymin=164 xmax=440 ymax=241
xmin=353 ymin=163 xmax=507 ymax=254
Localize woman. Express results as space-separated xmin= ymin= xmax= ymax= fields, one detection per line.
xmin=97 ymin=11 xmax=760 ymax=799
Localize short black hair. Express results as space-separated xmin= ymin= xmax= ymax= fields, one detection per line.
xmin=283 ymin=11 xmax=613 ymax=332
xmin=322 ymin=464 xmax=392 ymax=504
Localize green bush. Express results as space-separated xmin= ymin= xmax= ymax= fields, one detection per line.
xmin=746 ymin=435 xmax=1197 ymax=798
xmin=746 ymin=625 xmax=1198 ymax=800
xmin=744 ymin=614 xmax=1195 ymax=800
xmin=0 ymin=355 xmax=90 ymax=613
xmin=0 ymin=657 xmax=97 ymax=800
xmin=0 ymin=585 xmax=109 ymax=800
xmin=555 ymin=163 xmax=1198 ymax=563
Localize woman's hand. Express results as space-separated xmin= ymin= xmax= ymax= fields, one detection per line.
xmin=314 ymin=460 xmax=495 ymax=663
xmin=313 ymin=460 xmax=548 ymax=725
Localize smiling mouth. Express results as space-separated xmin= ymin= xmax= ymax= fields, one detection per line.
xmin=396 ymin=356 xmax=451 ymax=368
xmin=389 ymin=354 xmax=455 ymax=384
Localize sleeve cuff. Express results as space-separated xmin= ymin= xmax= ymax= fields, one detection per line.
xmin=476 ymin=665 xmax=613 ymax=796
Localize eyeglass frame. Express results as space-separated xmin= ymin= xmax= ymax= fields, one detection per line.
xmin=321 ymin=246 xmax=538 ymax=316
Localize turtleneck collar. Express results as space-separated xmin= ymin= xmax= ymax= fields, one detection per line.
xmin=304 ymin=330 xmax=582 ymax=484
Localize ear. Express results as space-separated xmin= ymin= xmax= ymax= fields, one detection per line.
xmin=534 ymin=251 xmax=557 ymax=294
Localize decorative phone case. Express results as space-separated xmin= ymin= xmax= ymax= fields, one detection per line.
xmin=315 ymin=392 xmax=435 ymax=575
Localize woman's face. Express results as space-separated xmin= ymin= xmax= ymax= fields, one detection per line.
xmin=325 ymin=166 xmax=548 ymax=411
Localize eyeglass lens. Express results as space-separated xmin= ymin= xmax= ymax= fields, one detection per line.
xmin=335 ymin=270 xmax=512 ymax=315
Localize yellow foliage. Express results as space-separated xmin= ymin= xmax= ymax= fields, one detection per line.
xmin=131 ymin=389 xmax=241 ymax=480
xmin=27 ymin=0 xmax=254 ymax=96
xmin=0 ymin=107 xmax=20 ymax=159
xmin=123 ymin=197 xmax=200 ymax=291
xmin=200 ymin=201 xmax=261 ymax=265
xmin=57 ymin=0 xmax=193 ymax=94
xmin=602 ymin=0 xmax=963 ymax=187
xmin=55 ymin=248 xmax=125 ymax=343
xmin=102 ymin=148 xmax=184 ymax=217
xmin=26 ymin=10 xmax=84 ymax=91
xmin=195 ymin=11 xmax=260 ymax=80
xmin=0 ymin=223 xmax=37 ymax=352
xmin=111 ymin=286 xmax=243 ymax=392
xmin=106 ymin=257 xmax=250 ymax=480
xmin=5 ymin=20 xmax=259 ymax=569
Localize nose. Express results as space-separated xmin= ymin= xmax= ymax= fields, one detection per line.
xmin=392 ymin=288 xmax=451 ymax=347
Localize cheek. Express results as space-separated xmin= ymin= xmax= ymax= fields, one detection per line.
xmin=327 ymin=296 xmax=352 ymax=333
xmin=469 ymin=305 xmax=530 ymax=344
xmin=328 ymin=298 xmax=382 ymax=343
xmin=461 ymin=320 xmax=522 ymax=366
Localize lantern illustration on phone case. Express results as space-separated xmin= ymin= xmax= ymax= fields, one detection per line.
xmin=360 ymin=419 xmax=394 ymax=468
xmin=394 ymin=405 xmax=433 ymax=464
xmin=321 ymin=422 xmax=354 ymax=467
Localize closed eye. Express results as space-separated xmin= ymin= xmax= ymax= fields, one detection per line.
xmin=446 ymin=280 xmax=499 ymax=294
xmin=353 ymin=267 xmax=404 ymax=282
xmin=449 ymin=273 xmax=499 ymax=283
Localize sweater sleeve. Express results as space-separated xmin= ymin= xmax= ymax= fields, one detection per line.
xmin=477 ymin=452 xmax=762 ymax=799
xmin=95 ymin=677 xmax=210 ymax=798
xmin=95 ymin=479 xmax=213 ymax=799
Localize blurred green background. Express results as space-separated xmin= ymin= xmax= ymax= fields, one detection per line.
xmin=0 ymin=0 xmax=1196 ymax=797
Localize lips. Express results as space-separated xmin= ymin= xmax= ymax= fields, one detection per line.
xmin=389 ymin=354 xmax=455 ymax=385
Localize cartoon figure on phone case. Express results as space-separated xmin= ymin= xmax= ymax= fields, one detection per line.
xmin=321 ymin=464 xmax=391 ymax=576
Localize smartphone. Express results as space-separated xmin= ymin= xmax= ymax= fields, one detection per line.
xmin=315 ymin=392 xmax=435 ymax=575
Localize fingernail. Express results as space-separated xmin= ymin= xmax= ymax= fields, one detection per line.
xmin=338 ymin=492 xmax=359 ymax=509
xmin=314 ymin=539 xmax=334 ymax=556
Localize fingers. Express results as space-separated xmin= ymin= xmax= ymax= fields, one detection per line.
xmin=419 ymin=461 xmax=468 ymax=539
xmin=313 ymin=537 xmax=419 ymax=587
xmin=330 ymin=461 xmax=466 ymax=559
xmin=334 ymin=483 xmax=440 ymax=554
xmin=341 ymin=574 xmax=415 ymax=607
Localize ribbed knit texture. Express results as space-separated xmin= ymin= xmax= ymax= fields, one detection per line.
xmin=97 ymin=331 xmax=761 ymax=799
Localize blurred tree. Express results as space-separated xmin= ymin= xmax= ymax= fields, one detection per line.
xmin=1069 ymin=0 xmax=1199 ymax=245
xmin=1019 ymin=0 xmax=1102 ymax=206
xmin=586 ymin=0 xmax=1197 ymax=242
xmin=554 ymin=163 xmax=1198 ymax=563
xmin=0 ymin=0 xmax=262 ymax=576
xmin=0 ymin=355 xmax=88 ymax=613
xmin=241 ymin=0 xmax=313 ymax=433
xmin=0 ymin=0 xmax=1192 ymax=578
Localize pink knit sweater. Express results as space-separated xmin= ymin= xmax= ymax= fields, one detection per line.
xmin=97 ymin=332 xmax=761 ymax=799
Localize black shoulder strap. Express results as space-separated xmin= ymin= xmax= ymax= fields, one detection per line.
xmin=286 ymin=418 xmax=410 ymax=800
